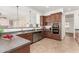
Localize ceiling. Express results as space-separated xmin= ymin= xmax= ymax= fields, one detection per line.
xmin=29 ymin=6 xmax=79 ymax=14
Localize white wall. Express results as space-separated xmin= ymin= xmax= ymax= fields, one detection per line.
xmin=61 ymin=13 xmax=65 ymax=39
xmin=0 ymin=6 xmax=17 ymax=20
xmin=74 ymin=10 xmax=79 ymax=29
xmin=44 ymin=8 xmax=63 ymax=16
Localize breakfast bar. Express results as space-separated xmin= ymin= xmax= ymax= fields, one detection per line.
xmin=0 ymin=27 xmax=42 ymax=53
xmin=0 ymin=35 xmax=31 ymax=53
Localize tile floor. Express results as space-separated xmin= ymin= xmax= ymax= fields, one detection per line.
xmin=30 ymin=36 xmax=79 ymax=53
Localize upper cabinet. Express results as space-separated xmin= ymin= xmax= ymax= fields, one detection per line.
xmin=50 ymin=12 xmax=62 ymax=22
xmin=44 ymin=16 xmax=51 ymax=25
xmin=40 ymin=16 xmax=44 ymax=26
xmin=41 ymin=12 xmax=62 ymax=26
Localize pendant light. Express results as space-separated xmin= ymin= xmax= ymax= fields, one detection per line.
xmin=29 ymin=10 xmax=31 ymax=24
xmin=29 ymin=10 xmax=33 ymax=27
xmin=16 ymin=6 xmax=20 ymax=28
xmin=16 ymin=6 xmax=19 ymax=20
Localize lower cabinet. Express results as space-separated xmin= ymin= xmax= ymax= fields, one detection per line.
xmin=43 ymin=30 xmax=61 ymax=41
xmin=8 ymin=45 xmax=30 ymax=53
xmin=17 ymin=33 xmax=33 ymax=42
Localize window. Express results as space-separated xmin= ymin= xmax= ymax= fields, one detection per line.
xmin=0 ymin=17 xmax=10 ymax=28
xmin=13 ymin=19 xmax=27 ymax=28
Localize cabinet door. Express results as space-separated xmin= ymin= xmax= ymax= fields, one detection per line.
xmin=51 ymin=34 xmax=61 ymax=40
xmin=51 ymin=12 xmax=62 ymax=22
xmin=43 ymin=16 xmax=47 ymax=26
xmin=50 ymin=14 xmax=56 ymax=22
xmin=17 ymin=33 xmax=33 ymax=42
xmin=55 ymin=13 xmax=62 ymax=22
xmin=46 ymin=16 xmax=51 ymax=25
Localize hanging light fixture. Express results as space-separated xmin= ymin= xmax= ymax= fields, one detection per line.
xmin=29 ymin=10 xmax=31 ymax=24
xmin=29 ymin=10 xmax=33 ymax=27
xmin=16 ymin=6 xmax=19 ymax=28
xmin=16 ymin=6 xmax=19 ymax=20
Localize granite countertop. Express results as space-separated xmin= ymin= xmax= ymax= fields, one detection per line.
xmin=0 ymin=27 xmax=43 ymax=34
xmin=3 ymin=27 xmax=42 ymax=32
xmin=0 ymin=29 xmax=43 ymax=36
xmin=0 ymin=35 xmax=31 ymax=53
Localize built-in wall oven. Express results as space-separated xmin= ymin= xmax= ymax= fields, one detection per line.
xmin=51 ymin=22 xmax=60 ymax=34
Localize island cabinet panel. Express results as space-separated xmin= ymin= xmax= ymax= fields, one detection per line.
xmin=17 ymin=33 xmax=33 ymax=42
xmin=9 ymin=45 xmax=30 ymax=53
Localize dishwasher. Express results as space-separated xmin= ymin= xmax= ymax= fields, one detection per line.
xmin=33 ymin=31 xmax=42 ymax=43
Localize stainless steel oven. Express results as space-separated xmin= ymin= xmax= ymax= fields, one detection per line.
xmin=51 ymin=22 xmax=60 ymax=34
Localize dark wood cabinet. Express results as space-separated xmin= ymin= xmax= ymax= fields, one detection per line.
xmin=43 ymin=31 xmax=61 ymax=41
xmin=17 ymin=33 xmax=33 ymax=42
xmin=41 ymin=13 xmax=62 ymax=26
xmin=42 ymin=16 xmax=51 ymax=26
xmin=50 ymin=12 xmax=62 ymax=22
xmin=41 ymin=12 xmax=62 ymax=40
xmin=43 ymin=16 xmax=47 ymax=26
xmin=8 ymin=45 xmax=30 ymax=53
xmin=45 ymin=16 xmax=51 ymax=25
xmin=44 ymin=31 xmax=52 ymax=38
xmin=40 ymin=16 xmax=46 ymax=26
xmin=50 ymin=14 xmax=56 ymax=22
xmin=17 ymin=32 xmax=43 ymax=43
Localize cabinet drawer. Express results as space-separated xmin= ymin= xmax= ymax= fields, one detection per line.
xmin=51 ymin=34 xmax=61 ymax=40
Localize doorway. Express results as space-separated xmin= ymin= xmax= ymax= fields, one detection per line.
xmin=65 ymin=14 xmax=74 ymax=38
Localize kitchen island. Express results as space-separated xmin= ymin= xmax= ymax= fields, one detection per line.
xmin=0 ymin=35 xmax=31 ymax=53
xmin=0 ymin=27 xmax=43 ymax=53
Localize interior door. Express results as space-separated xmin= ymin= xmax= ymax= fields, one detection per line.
xmin=65 ymin=14 xmax=74 ymax=38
